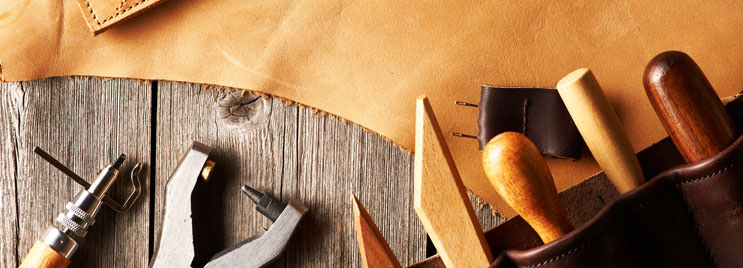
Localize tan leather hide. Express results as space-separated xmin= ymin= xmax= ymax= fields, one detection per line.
xmin=2 ymin=0 xmax=742 ymax=216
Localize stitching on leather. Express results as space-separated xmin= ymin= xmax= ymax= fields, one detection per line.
xmin=517 ymin=243 xmax=589 ymax=268
xmin=518 ymin=159 xmax=737 ymax=267
xmin=84 ymin=0 xmax=148 ymax=25
xmin=679 ymin=161 xmax=734 ymax=185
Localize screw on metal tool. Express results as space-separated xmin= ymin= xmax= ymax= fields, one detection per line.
xmin=241 ymin=185 xmax=287 ymax=222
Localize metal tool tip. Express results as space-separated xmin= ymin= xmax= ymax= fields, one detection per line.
xmin=241 ymin=185 xmax=263 ymax=204
xmin=113 ymin=154 xmax=126 ymax=169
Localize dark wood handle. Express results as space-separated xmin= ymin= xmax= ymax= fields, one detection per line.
xmin=482 ymin=132 xmax=573 ymax=243
xmin=19 ymin=241 xmax=71 ymax=268
xmin=643 ymin=51 xmax=738 ymax=163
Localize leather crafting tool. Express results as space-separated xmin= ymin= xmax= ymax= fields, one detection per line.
xmin=20 ymin=147 xmax=142 ymax=268
xmin=556 ymin=68 xmax=645 ymax=193
xmin=453 ymin=86 xmax=584 ymax=159
xmin=149 ymin=142 xmax=308 ymax=268
xmin=643 ymin=51 xmax=739 ymax=162
xmin=482 ymin=132 xmax=573 ymax=243
xmin=414 ymin=95 xmax=493 ymax=268
xmin=351 ymin=195 xmax=402 ymax=268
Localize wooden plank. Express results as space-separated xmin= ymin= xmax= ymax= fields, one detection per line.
xmin=0 ymin=81 xmax=23 ymax=268
xmin=156 ymin=82 xmax=427 ymax=267
xmin=1 ymin=77 xmax=151 ymax=267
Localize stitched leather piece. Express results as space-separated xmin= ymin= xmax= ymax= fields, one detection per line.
xmin=412 ymin=97 xmax=743 ymax=268
xmin=477 ymin=86 xmax=583 ymax=159
xmin=75 ymin=0 xmax=166 ymax=35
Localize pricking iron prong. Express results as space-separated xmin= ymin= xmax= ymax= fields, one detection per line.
xmin=455 ymin=101 xmax=478 ymax=107
xmin=451 ymin=132 xmax=477 ymax=139
xmin=33 ymin=147 xmax=143 ymax=213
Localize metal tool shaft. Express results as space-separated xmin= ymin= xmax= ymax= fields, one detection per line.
xmin=38 ymin=155 xmax=124 ymax=259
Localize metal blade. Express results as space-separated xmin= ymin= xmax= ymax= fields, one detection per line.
xmin=150 ymin=142 xmax=212 ymax=268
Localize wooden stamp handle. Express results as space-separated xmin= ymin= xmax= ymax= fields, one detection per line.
xmin=482 ymin=132 xmax=573 ymax=243
xmin=19 ymin=241 xmax=71 ymax=268
xmin=643 ymin=51 xmax=738 ymax=163
xmin=556 ymin=68 xmax=645 ymax=193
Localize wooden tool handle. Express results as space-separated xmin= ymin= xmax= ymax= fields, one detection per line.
xmin=19 ymin=241 xmax=71 ymax=268
xmin=482 ymin=132 xmax=573 ymax=243
xmin=556 ymin=68 xmax=645 ymax=193
xmin=643 ymin=51 xmax=738 ymax=163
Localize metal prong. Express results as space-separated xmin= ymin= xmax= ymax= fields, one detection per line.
xmin=109 ymin=163 xmax=143 ymax=213
xmin=34 ymin=147 xmax=89 ymax=189
xmin=455 ymin=101 xmax=478 ymax=107
xmin=451 ymin=132 xmax=478 ymax=139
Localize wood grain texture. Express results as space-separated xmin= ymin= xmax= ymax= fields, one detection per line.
xmin=19 ymin=240 xmax=71 ymax=268
xmin=0 ymin=78 xmax=626 ymax=267
xmin=414 ymin=96 xmax=493 ymax=268
xmin=643 ymin=51 xmax=738 ymax=163
xmin=0 ymin=81 xmax=22 ymax=268
xmin=352 ymin=195 xmax=402 ymax=268
xmin=1 ymin=77 xmax=151 ymax=268
xmin=557 ymin=69 xmax=645 ymax=193
xmin=155 ymin=82 xmax=427 ymax=267
xmin=482 ymin=132 xmax=572 ymax=243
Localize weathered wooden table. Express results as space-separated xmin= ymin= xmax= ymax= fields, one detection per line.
xmin=0 ymin=77 xmax=508 ymax=267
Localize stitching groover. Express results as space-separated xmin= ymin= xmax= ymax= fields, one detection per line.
xmin=83 ymin=0 xmax=149 ymax=26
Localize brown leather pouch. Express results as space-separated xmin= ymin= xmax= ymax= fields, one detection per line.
xmin=487 ymin=99 xmax=743 ymax=267
xmin=411 ymin=97 xmax=743 ymax=268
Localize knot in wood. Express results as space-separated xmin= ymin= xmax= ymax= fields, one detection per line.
xmin=217 ymin=90 xmax=270 ymax=130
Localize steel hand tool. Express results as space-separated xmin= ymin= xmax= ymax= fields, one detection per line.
xmin=150 ymin=142 xmax=308 ymax=268
xmin=20 ymin=148 xmax=142 ymax=268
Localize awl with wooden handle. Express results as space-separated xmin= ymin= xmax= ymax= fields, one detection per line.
xmin=482 ymin=132 xmax=573 ymax=243
xmin=557 ymin=68 xmax=645 ymax=193
xmin=414 ymin=96 xmax=493 ymax=267
xmin=643 ymin=51 xmax=739 ymax=162
xmin=352 ymin=195 xmax=402 ymax=268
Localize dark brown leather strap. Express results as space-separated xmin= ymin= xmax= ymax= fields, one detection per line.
xmin=478 ymin=86 xmax=583 ymax=159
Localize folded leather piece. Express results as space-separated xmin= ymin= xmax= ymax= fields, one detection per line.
xmin=412 ymin=98 xmax=743 ymax=268
xmin=2 ymin=0 xmax=743 ymax=216
xmin=477 ymin=86 xmax=583 ymax=159
xmin=75 ymin=0 xmax=168 ymax=35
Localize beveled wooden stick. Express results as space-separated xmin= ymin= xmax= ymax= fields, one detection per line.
xmin=643 ymin=51 xmax=738 ymax=163
xmin=482 ymin=132 xmax=573 ymax=243
xmin=414 ymin=96 xmax=493 ymax=268
xmin=351 ymin=195 xmax=403 ymax=268
xmin=556 ymin=68 xmax=645 ymax=193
